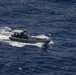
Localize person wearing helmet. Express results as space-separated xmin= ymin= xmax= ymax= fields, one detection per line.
xmin=21 ymin=29 xmax=29 ymax=39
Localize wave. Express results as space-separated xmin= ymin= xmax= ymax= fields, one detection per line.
xmin=0 ymin=25 xmax=54 ymax=48
xmin=0 ymin=0 xmax=76 ymax=5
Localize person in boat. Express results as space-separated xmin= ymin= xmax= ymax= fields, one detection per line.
xmin=12 ymin=29 xmax=29 ymax=39
xmin=21 ymin=29 xmax=29 ymax=39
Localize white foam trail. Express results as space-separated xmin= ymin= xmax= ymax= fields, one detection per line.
xmin=0 ymin=26 xmax=54 ymax=48
xmin=32 ymin=34 xmax=49 ymax=39
xmin=8 ymin=41 xmax=26 ymax=47
xmin=8 ymin=41 xmax=44 ymax=48
xmin=0 ymin=34 xmax=9 ymax=40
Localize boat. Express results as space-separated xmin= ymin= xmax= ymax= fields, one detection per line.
xmin=9 ymin=30 xmax=51 ymax=43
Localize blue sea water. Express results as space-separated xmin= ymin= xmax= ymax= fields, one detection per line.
xmin=0 ymin=0 xmax=76 ymax=75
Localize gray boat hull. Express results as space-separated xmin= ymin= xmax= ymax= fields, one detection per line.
xmin=9 ymin=37 xmax=50 ymax=43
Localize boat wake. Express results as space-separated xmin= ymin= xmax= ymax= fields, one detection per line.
xmin=0 ymin=25 xmax=54 ymax=48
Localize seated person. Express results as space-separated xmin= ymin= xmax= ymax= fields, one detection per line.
xmin=20 ymin=30 xmax=29 ymax=39
xmin=12 ymin=33 xmax=21 ymax=38
xmin=24 ymin=30 xmax=29 ymax=39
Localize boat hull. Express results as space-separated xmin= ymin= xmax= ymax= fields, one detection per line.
xmin=9 ymin=37 xmax=50 ymax=43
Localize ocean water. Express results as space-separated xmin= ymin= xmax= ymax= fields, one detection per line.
xmin=0 ymin=0 xmax=76 ymax=75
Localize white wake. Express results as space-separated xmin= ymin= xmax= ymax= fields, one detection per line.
xmin=0 ymin=26 xmax=54 ymax=48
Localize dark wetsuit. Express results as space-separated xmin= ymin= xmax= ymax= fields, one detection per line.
xmin=19 ymin=32 xmax=23 ymax=38
xmin=20 ymin=32 xmax=29 ymax=39
xmin=24 ymin=32 xmax=29 ymax=39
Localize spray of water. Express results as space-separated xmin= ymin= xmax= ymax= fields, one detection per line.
xmin=0 ymin=26 xmax=54 ymax=48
